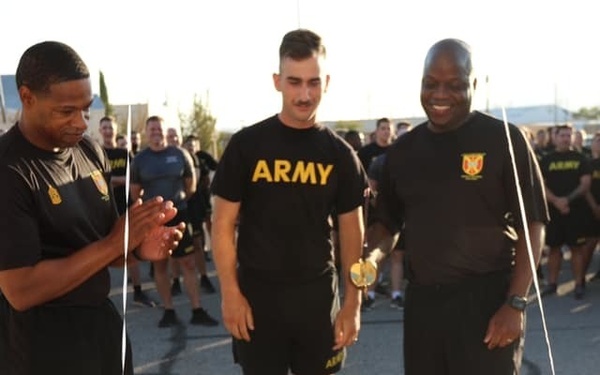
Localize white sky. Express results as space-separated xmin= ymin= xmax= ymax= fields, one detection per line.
xmin=1 ymin=0 xmax=597 ymax=131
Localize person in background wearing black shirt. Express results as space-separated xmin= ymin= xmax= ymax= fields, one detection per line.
xmin=357 ymin=117 xmax=393 ymax=172
xmin=539 ymin=124 xmax=591 ymax=299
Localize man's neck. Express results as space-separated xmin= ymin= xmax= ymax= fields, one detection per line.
xmin=103 ymin=141 xmax=116 ymax=149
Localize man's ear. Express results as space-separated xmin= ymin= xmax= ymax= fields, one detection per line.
xmin=18 ymin=86 xmax=36 ymax=107
xmin=323 ymin=74 xmax=330 ymax=93
xmin=273 ymin=72 xmax=281 ymax=92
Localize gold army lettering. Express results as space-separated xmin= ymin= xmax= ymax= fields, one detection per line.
xmin=548 ymin=160 xmax=580 ymax=171
xmin=251 ymin=159 xmax=334 ymax=185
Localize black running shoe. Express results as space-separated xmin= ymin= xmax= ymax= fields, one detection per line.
xmin=190 ymin=308 xmax=219 ymax=326
xmin=133 ymin=290 xmax=157 ymax=308
xmin=158 ymin=309 xmax=180 ymax=328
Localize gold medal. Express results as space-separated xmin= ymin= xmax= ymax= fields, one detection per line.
xmin=350 ymin=259 xmax=377 ymax=288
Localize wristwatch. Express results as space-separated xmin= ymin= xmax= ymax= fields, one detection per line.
xmin=506 ymin=295 xmax=527 ymax=311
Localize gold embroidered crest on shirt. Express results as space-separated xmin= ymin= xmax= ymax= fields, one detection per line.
xmin=461 ymin=153 xmax=485 ymax=180
xmin=90 ymin=170 xmax=110 ymax=200
xmin=47 ymin=185 xmax=62 ymax=205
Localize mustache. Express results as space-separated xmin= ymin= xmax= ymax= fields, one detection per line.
xmin=295 ymin=100 xmax=312 ymax=106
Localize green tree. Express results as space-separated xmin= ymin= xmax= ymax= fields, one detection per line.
xmin=180 ymin=94 xmax=218 ymax=156
xmin=99 ymin=71 xmax=113 ymax=116
xmin=574 ymin=106 xmax=600 ymax=119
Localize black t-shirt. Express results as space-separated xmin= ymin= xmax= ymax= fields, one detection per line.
xmin=0 ymin=125 xmax=117 ymax=306
xmin=377 ymin=111 xmax=548 ymax=285
xmin=589 ymin=157 xmax=600 ymax=203
xmin=197 ymin=150 xmax=218 ymax=179
xmin=357 ymin=142 xmax=388 ymax=172
xmin=103 ymin=147 xmax=130 ymax=215
xmin=211 ymin=115 xmax=367 ymax=282
xmin=539 ymin=149 xmax=591 ymax=212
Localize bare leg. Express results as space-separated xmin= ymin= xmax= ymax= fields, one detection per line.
xmin=153 ymin=259 xmax=173 ymax=309
xmin=546 ymin=247 xmax=562 ymax=285
xmin=178 ymin=254 xmax=201 ymax=309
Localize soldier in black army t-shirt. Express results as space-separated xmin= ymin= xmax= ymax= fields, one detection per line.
xmin=539 ymin=124 xmax=592 ymax=299
xmin=366 ymin=39 xmax=548 ymax=375
xmin=211 ymin=29 xmax=366 ymax=375
xmin=0 ymin=41 xmax=183 ymax=375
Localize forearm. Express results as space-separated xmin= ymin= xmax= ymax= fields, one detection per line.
xmin=338 ymin=209 xmax=364 ymax=307
xmin=508 ymin=222 xmax=545 ymax=297
xmin=0 ymin=237 xmax=122 ymax=311
xmin=585 ymin=191 xmax=599 ymax=210
xmin=365 ymin=222 xmax=397 ymax=265
xmin=566 ymin=182 xmax=589 ymax=202
xmin=212 ymin=221 xmax=241 ymax=295
xmin=184 ymin=178 xmax=196 ymax=199
xmin=544 ymin=186 xmax=558 ymax=204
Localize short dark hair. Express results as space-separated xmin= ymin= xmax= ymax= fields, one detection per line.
xmin=100 ymin=116 xmax=116 ymax=124
xmin=376 ymin=118 xmax=391 ymax=128
xmin=146 ymin=115 xmax=164 ymax=126
xmin=183 ymin=134 xmax=199 ymax=144
xmin=279 ymin=29 xmax=326 ymax=66
xmin=16 ymin=41 xmax=89 ymax=94
xmin=116 ymin=134 xmax=126 ymax=141
xmin=555 ymin=123 xmax=573 ymax=132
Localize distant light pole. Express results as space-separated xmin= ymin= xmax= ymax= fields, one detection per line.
xmin=485 ymin=75 xmax=490 ymax=113
xmin=0 ymin=76 xmax=7 ymax=124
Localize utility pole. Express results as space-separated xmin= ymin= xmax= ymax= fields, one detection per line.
xmin=485 ymin=75 xmax=490 ymax=113
xmin=0 ymin=76 xmax=7 ymax=124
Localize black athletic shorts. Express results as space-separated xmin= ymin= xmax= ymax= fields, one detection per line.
xmin=546 ymin=207 xmax=587 ymax=248
xmin=0 ymin=296 xmax=132 ymax=375
xmin=404 ymin=271 xmax=522 ymax=375
xmin=233 ymin=269 xmax=344 ymax=375
xmin=187 ymin=195 xmax=207 ymax=238
xmin=168 ymin=209 xmax=195 ymax=258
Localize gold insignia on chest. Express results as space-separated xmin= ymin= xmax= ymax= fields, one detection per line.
xmin=47 ymin=185 xmax=62 ymax=205
xmin=461 ymin=153 xmax=485 ymax=180
xmin=90 ymin=170 xmax=109 ymax=197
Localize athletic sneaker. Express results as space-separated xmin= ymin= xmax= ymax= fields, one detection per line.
xmin=171 ymin=278 xmax=182 ymax=296
xmin=190 ymin=308 xmax=219 ymax=326
xmin=574 ymin=284 xmax=585 ymax=300
xmin=361 ymin=296 xmax=374 ymax=312
xmin=158 ymin=309 xmax=181 ymax=328
xmin=200 ymin=275 xmax=216 ymax=294
xmin=591 ymin=270 xmax=600 ymax=281
xmin=133 ymin=290 xmax=157 ymax=308
xmin=540 ymin=283 xmax=557 ymax=297
xmin=390 ymin=295 xmax=404 ymax=309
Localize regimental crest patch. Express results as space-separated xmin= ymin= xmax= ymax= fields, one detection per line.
xmin=90 ymin=170 xmax=109 ymax=198
xmin=48 ymin=185 xmax=61 ymax=205
xmin=461 ymin=153 xmax=485 ymax=180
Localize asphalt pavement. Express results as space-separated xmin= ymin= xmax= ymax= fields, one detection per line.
xmin=109 ymin=252 xmax=600 ymax=375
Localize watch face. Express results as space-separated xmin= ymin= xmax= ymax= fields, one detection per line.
xmin=509 ymin=295 xmax=527 ymax=310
